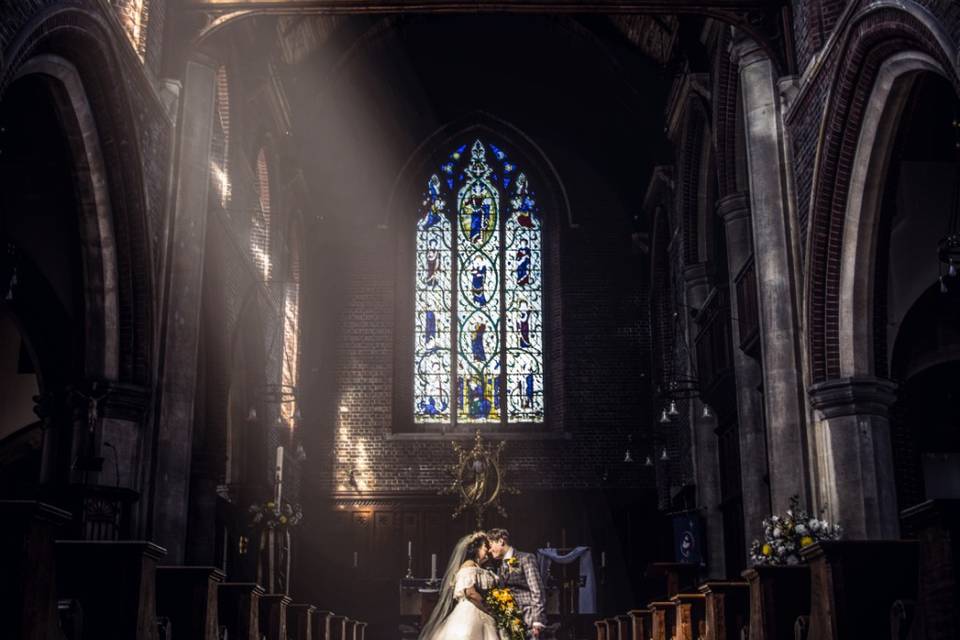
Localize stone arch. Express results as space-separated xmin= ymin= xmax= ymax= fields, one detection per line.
xmin=0 ymin=5 xmax=155 ymax=385
xmin=837 ymin=51 xmax=950 ymax=379
xmin=11 ymin=55 xmax=120 ymax=383
xmin=677 ymin=94 xmax=714 ymax=267
xmin=805 ymin=2 xmax=959 ymax=384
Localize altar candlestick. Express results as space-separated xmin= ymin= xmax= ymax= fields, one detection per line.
xmin=431 ymin=554 xmax=437 ymax=581
xmin=601 ymin=551 xmax=606 ymax=568
xmin=408 ymin=540 xmax=412 ymax=557
xmin=274 ymin=446 xmax=284 ymax=512
xmin=353 ymin=551 xmax=358 ymax=568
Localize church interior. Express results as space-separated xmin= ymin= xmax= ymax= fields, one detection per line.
xmin=2 ymin=1 xmax=960 ymax=639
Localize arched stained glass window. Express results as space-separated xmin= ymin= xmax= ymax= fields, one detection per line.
xmin=414 ymin=140 xmax=544 ymax=425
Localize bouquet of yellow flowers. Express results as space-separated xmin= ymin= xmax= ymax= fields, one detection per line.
xmin=485 ymin=587 xmax=528 ymax=640
xmin=749 ymin=496 xmax=841 ymax=566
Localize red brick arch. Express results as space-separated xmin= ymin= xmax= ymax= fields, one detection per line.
xmin=805 ymin=5 xmax=958 ymax=383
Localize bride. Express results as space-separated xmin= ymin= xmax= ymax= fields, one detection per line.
xmin=418 ymin=532 xmax=501 ymax=640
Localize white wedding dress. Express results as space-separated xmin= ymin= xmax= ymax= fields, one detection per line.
xmin=429 ymin=565 xmax=501 ymax=640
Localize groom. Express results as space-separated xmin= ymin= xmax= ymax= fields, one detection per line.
xmin=487 ymin=528 xmax=546 ymax=637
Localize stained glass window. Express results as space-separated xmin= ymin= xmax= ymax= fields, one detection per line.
xmin=414 ymin=140 xmax=544 ymax=425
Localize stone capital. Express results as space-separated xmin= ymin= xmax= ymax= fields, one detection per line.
xmin=728 ymin=32 xmax=769 ymax=70
xmin=808 ymin=376 xmax=898 ymax=420
xmin=683 ymin=261 xmax=710 ymax=288
xmin=716 ymin=192 xmax=751 ymax=224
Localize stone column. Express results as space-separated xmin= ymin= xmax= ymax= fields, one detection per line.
xmin=808 ymin=377 xmax=900 ymax=538
xmin=150 ymin=54 xmax=217 ymax=562
xmin=732 ymin=36 xmax=809 ymax=513
xmin=684 ymin=262 xmax=726 ymax=578
xmin=716 ymin=192 xmax=771 ymax=549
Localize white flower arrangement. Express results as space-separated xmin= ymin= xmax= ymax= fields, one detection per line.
xmin=749 ymin=496 xmax=842 ymax=566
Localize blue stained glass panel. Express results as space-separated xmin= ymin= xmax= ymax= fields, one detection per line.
xmin=505 ymin=173 xmax=544 ymax=421
xmin=457 ymin=141 xmax=501 ymax=423
xmin=414 ymin=175 xmax=453 ymax=422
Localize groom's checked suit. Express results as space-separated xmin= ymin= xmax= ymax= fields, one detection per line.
xmin=498 ymin=547 xmax=547 ymax=635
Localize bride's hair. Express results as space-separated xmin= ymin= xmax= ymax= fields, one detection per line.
xmin=464 ymin=533 xmax=489 ymax=562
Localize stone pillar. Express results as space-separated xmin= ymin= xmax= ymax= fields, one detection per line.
xmin=150 ymin=54 xmax=217 ymax=563
xmin=732 ymin=36 xmax=809 ymax=513
xmin=156 ymin=566 xmax=224 ymax=640
xmin=0 ymin=501 xmax=70 ymax=640
xmin=218 ymin=583 xmax=263 ymax=640
xmin=808 ymin=377 xmax=900 ymax=538
xmin=684 ymin=262 xmax=727 ymax=578
xmin=716 ymin=192 xmax=771 ymax=548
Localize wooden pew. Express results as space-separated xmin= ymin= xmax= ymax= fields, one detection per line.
xmin=698 ymin=581 xmax=748 ymax=640
xmin=649 ymin=563 xmax=700 ymax=599
xmin=218 ymin=583 xmax=263 ymax=640
xmin=260 ymin=593 xmax=292 ymax=640
xmin=672 ymin=593 xmax=705 ymax=640
xmin=56 ymin=540 xmax=166 ymax=640
xmin=156 ymin=566 xmax=224 ymax=640
xmin=742 ymin=565 xmax=809 ymax=640
xmin=594 ymin=619 xmax=609 ymax=640
xmin=345 ymin=618 xmax=357 ymax=640
xmin=801 ymin=540 xmax=918 ymax=640
xmin=288 ymin=603 xmax=317 ymax=640
xmin=329 ymin=614 xmax=348 ymax=640
xmin=0 ymin=501 xmax=70 ymax=640
xmin=628 ymin=608 xmax=652 ymax=640
xmin=356 ymin=621 xmax=368 ymax=640
xmin=314 ymin=610 xmax=334 ymax=640
xmin=616 ymin=614 xmax=632 ymax=640
xmin=649 ymin=600 xmax=678 ymax=640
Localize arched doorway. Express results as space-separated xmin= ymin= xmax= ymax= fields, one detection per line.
xmin=0 ymin=72 xmax=87 ymax=495
xmin=881 ymin=73 xmax=960 ymax=512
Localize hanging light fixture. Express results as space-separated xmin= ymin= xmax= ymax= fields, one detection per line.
xmin=701 ymin=404 xmax=713 ymax=419
xmin=659 ymin=408 xmax=671 ymax=424
xmin=660 ymin=447 xmax=669 ymax=461
xmin=667 ymin=399 xmax=679 ymax=417
xmin=644 ymin=455 xmax=653 ymax=467
xmin=624 ymin=450 xmax=634 ymax=463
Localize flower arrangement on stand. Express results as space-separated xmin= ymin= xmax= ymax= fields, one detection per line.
xmin=749 ymin=496 xmax=842 ymax=566
xmin=485 ymin=587 xmax=528 ymax=640
xmin=248 ymin=500 xmax=303 ymax=594
xmin=248 ymin=500 xmax=303 ymax=529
